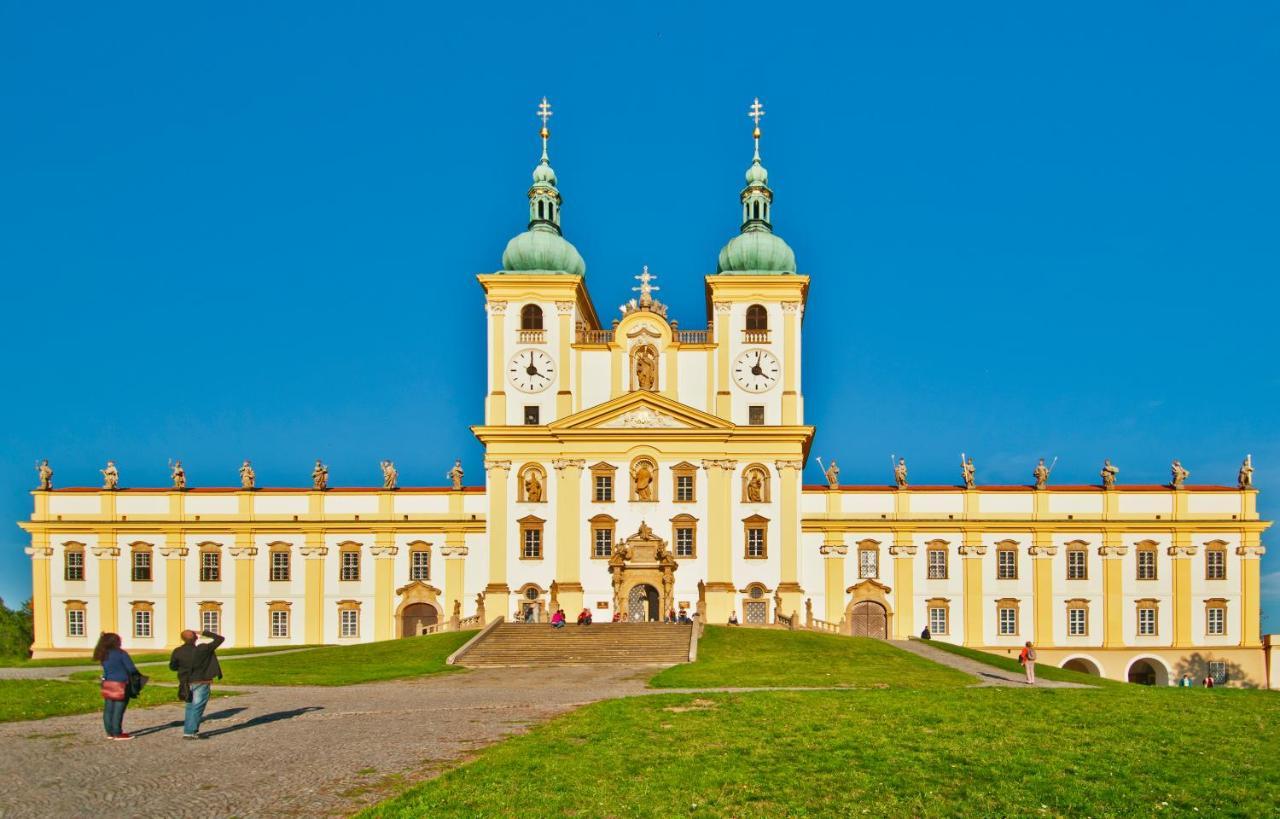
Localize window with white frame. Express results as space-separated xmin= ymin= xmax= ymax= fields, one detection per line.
xmin=410 ymin=549 xmax=430 ymax=581
xmin=928 ymin=606 xmax=948 ymax=635
xmin=201 ymin=608 xmax=220 ymax=634
xmin=67 ymin=608 xmax=85 ymax=637
xmin=996 ymin=547 xmax=1018 ymax=580
xmin=134 ymin=609 xmax=152 ymax=638
xmin=271 ymin=609 xmax=289 ymax=638
xmin=745 ymin=526 xmax=766 ymax=559
xmin=340 ymin=609 xmax=359 ymax=638
xmin=1207 ymin=605 xmax=1226 ymax=636
xmin=340 ymin=550 xmax=361 ymax=581
xmin=593 ymin=526 xmax=613 ymax=558
xmin=271 ymin=551 xmax=291 ymax=582
xmin=675 ymin=474 xmax=694 ymax=502
xmin=1137 ymin=606 xmax=1157 ymax=636
xmin=998 ymin=606 xmax=1018 ymax=636
xmin=200 ymin=550 xmax=220 ymax=582
xmin=927 ymin=548 xmax=948 ymax=579
xmin=1066 ymin=548 xmax=1087 ymax=580
xmin=1067 ymin=607 xmax=1087 ymax=636
xmin=859 ymin=548 xmax=879 ymax=579
xmin=65 ymin=549 xmax=85 ymax=581
xmin=593 ymin=474 xmax=613 ymax=502
xmin=132 ymin=550 xmax=152 ymax=582
xmin=522 ymin=527 xmax=542 ymax=559
xmin=1136 ymin=548 xmax=1157 ymax=581
xmin=1206 ymin=548 xmax=1226 ymax=580
xmin=675 ymin=526 xmax=695 ymax=558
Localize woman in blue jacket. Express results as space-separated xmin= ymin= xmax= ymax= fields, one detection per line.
xmin=92 ymin=632 xmax=138 ymax=740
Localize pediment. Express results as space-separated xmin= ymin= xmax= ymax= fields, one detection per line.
xmin=549 ymin=392 xmax=734 ymax=432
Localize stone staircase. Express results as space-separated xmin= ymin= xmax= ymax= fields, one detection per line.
xmin=456 ymin=622 xmax=693 ymax=667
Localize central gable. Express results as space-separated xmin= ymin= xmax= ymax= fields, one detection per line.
xmin=548 ymin=392 xmax=734 ymax=432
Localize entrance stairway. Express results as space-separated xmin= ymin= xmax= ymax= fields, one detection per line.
xmin=456 ymin=622 xmax=693 ymax=667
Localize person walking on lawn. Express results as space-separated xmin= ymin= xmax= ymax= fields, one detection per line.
xmin=1018 ymin=641 xmax=1037 ymax=684
xmin=94 ymin=632 xmax=138 ymax=740
xmin=169 ymin=628 xmax=224 ymax=739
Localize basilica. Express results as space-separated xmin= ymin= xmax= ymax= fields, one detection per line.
xmin=18 ymin=100 xmax=1275 ymax=687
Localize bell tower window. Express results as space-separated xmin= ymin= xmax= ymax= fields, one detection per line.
xmin=745 ymin=304 xmax=768 ymax=331
xmin=520 ymin=304 xmax=544 ymax=330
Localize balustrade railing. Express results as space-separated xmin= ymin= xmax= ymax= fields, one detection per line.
xmin=742 ymin=329 xmax=771 ymax=344
xmin=517 ymin=329 xmax=546 ymax=344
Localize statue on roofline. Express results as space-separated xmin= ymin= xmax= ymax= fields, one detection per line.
xmin=1100 ymin=459 xmax=1119 ymax=489
xmin=381 ymin=460 xmax=398 ymax=491
xmin=1239 ymin=455 xmax=1253 ymax=490
xmin=312 ymin=459 xmax=328 ymax=491
xmin=447 ymin=459 xmax=464 ymax=490
xmin=101 ymin=461 xmax=119 ymax=491
xmin=240 ymin=460 xmax=256 ymax=490
xmin=1171 ymin=460 xmax=1189 ymax=490
xmin=35 ymin=459 xmax=53 ymax=491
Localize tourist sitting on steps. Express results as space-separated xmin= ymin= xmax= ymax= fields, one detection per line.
xmin=611 ymin=610 xmax=622 ymax=623
xmin=920 ymin=626 xmax=931 ymax=640
xmin=728 ymin=612 xmax=739 ymax=626
xmin=524 ymin=607 xmax=536 ymax=624
xmin=550 ymin=608 xmax=566 ymax=629
xmin=677 ymin=611 xmax=691 ymax=625
xmin=577 ymin=608 xmax=592 ymax=625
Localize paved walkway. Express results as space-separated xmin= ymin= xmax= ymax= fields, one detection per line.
xmin=887 ymin=639 xmax=1087 ymax=688
xmin=0 ymin=665 xmax=658 ymax=818
xmin=0 ymin=648 xmax=320 ymax=681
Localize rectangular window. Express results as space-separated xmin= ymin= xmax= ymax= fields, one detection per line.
xmin=997 ymin=550 xmax=1017 ymax=580
xmin=340 ymin=551 xmax=361 ymax=581
xmin=200 ymin=551 xmax=221 ymax=582
xmin=1207 ymin=606 xmax=1226 ymax=636
xmin=748 ymin=405 xmax=765 ymax=426
xmin=1068 ymin=607 xmax=1087 ymax=636
xmin=998 ymin=607 xmax=1017 ymax=636
xmin=524 ymin=405 xmax=540 ymax=425
xmin=271 ymin=552 xmax=291 ymax=582
xmin=410 ymin=550 xmax=430 ymax=581
xmin=133 ymin=610 xmax=152 ymax=639
xmin=593 ymin=527 xmax=613 ymax=559
xmin=928 ymin=607 xmax=948 ymax=635
xmin=523 ymin=528 xmax=542 ymax=559
xmin=271 ymin=610 xmax=289 ymax=638
xmin=675 ymin=527 xmax=695 ymax=558
xmin=65 ymin=551 xmax=85 ymax=581
xmin=67 ymin=609 xmax=85 ymax=637
xmin=927 ymin=549 xmax=948 ymax=580
xmin=1137 ymin=607 xmax=1157 ymax=636
xmin=1208 ymin=660 xmax=1227 ymax=685
xmin=1137 ymin=550 xmax=1157 ymax=580
xmin=132 ymin=551 xmax=152 ymax=582
xmin=1066 ymin=549 xmax=1087 ymax=580
xmin=1206 ymin=550 xmax=1226 ymax=580
xmin=745 ymin=527 xmax=766 ymax=559
xmin=675 ymin=475 xmax=695 ymax=502
xmin=859 ymin=549 xmax=879 ymax=579
xmin=594 ymin=475 xmax=613 ymax=503
xmin=340 ymin=609 xmax=359 ymax=638
xmin=201 ymin=609 xmax=220 ymax=635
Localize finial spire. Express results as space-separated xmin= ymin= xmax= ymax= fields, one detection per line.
xmin=537 ymin=96 xmax=553 ymax=162
xmin=748 ymin=97 xmax=765 ymax=161
xmin=633 ymin=265 xmax=659 ymax=307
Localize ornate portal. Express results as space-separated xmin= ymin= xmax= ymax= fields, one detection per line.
xmin=609 ymin=521 xmax=678 ymax=621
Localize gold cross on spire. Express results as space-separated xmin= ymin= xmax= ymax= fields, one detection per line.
xmin=633 ymin=265 xmax=659 ymax=307
xmin=748 ymin=97 xmax=765 ymax=160
xmin=537 ymin=96 xmax=553 ymax=161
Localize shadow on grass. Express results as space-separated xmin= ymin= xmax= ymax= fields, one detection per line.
xmin=201 ymin=706 xmax=324 ymax=738
xmin=132 ymin=707 xmax=249 ymax=737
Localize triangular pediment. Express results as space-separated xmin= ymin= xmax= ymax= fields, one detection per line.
xmin=548 ymin=392 xmax=734 ymax=431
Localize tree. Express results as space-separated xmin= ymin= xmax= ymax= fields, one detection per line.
xmin=0 ymin=598 xmax=34 ymax=658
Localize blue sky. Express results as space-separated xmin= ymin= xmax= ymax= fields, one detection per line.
xmin=1 ymin=2 xmax=1277 ymax=623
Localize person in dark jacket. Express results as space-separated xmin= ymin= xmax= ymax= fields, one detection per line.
xmin=94 ymin=632 xmax=137 ymax=740
xmin=169 ymin=629 xmax=224 ymax=739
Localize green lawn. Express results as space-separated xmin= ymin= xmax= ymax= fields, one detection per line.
xmin=69 ymin=630 xmax=476 ymax=686
xmin=650 ymin=626 xmax=971 ymax=689
xmin=0 ymin=644 xmax=322 ymax=668
xmin=0 ymin=679 xmax=235 ymax=723
xmin=363 ymin=686 xmax=1279 ymax=817
xmin=916 ymin=639 xmax=1125 ymax=687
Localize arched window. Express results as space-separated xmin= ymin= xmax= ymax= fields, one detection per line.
xmin=520 ymin=304 xmax=544 ymax=330
xmin=745 ymin=304 xmax=769 ymax=331
xmin=538 ymin=201 xmax=545 ymax=220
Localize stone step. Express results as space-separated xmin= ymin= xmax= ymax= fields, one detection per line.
xmin=458 ymin=623 xmax=692 ymax=667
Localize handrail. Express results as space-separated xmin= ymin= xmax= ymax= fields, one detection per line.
xmin=445 ymin=616 xmax=504 ymax=665
xmin=808 ymin=617 xmax=842 ymax=634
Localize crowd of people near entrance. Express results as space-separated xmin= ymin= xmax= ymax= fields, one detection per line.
xmin=92 ymin=628 xmax=225 ymax=740
xmin=517 ymin=605 xmax=696 ymax=625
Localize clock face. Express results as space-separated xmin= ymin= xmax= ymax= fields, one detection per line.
xmin=733 ymin=348 xmax=781 ymax=393
xmin=508 ymin=349 xmax=556 ymax=393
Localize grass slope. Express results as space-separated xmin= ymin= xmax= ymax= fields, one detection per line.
xmin=364 ymin=687 xmax=1279 ymax=817
xmin=918 ymin=639 xmax=1125 ymax=687
xmin=650 ymin=626 xmax=971 ymax=689
xmin=69 ymin=630 xmax=476 ymax=686
xmin=0 ymin=644 xmax=323 ymax=668
xmin=0 ymin=679 xmax=234 ymax=723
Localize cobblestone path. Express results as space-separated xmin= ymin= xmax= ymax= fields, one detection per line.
xmin=0 ymin=665 xmax=656 ymax=818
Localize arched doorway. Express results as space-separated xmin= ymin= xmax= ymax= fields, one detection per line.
xmin=1062 ymin=657 xmax=1102 ymax=676
xmin=849 ymin=600 xmax=888 ymax=638
xmin=400 ymin=602 xmax=438 ymax=637
xmin=627 ymin=584 xmax=660 ymax=622
xmin=1126 ymin=657 xmax=1170 ymax=686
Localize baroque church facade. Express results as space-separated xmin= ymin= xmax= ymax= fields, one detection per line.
xmin=19 ymin=101 xmax=1275 ymax=687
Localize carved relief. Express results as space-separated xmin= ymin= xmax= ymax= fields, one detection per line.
xmin=518 ymin=463 xmax=547 ymax=503
xmin=601 ymin=407 xmax=685 ymax=428
xmin=630 ymin=457 xmax=658 ymax=502
xmin=632 ymin=344 xmax=659 ymax=391
xmin=741 ymin=464 xmax=771 ymax=504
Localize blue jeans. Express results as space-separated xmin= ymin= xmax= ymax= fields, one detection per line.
xmin=184 ymin=683 xmax=211 ymax=735
xmin=103 ymin=697 xmax=128 ymax=736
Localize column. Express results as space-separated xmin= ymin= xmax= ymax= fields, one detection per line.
xmin=1029 ymin=535 xmax=1056 ymax=645
xmin=556 ymin=301 xmax=574 ymax=417
xmin=713 ymin=301 xmax=732 ymax=419
xmin=1099 ymin=535 xmax=1126 ymax=648
xmin=959 ymin=534 xmax=986 ymax=647
xmin=553 ymin=459 xmax=585 ymax=615
xmin=1170 ymin=534 xmax=1195 ymax=648
xmin=372 ymin=534 xmax=398 ymax=642
xmin=483 ymin=459 xmax=512 ymax=623
xmin=159 ymin=544 xmax=188 ymax=647
xmin=889 ymin=539 xmax=916 ymax=639
xmin=1239 ymin=539 xmax=1265 ymax=647
xmin=230 ymin=539 xmax=257 ymax=647
xmin=25 ymin=540 xmax=53 ymax=653
xmin=301 ymin=537 xmax=328 ymax=644
xmin=775 ymin=459 xmax=805 ymax=614
xmin=820 ymin=541 xmax=847 ymax=624
xmin=702 ymin=458 xmax=737 ymax=622
xmin=442 ymin=536 xmax=468 ymax=623
xmin=781 ymin=301 xmax=800 ymax=424
xmin=486 ymin=301 xmax=508 ymax=424
xmin=92 ymin=543 xmax=120 ymax=634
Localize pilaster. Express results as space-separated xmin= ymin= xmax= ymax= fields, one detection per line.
xmin=25 ymin=540 xmax=53 ymax=652
xmin=774 ymin=459 xmax=805 ymax=613
xmin=1238 ymin=538 xmax=1265 ymax=647
xmin=301 ymin=537 xmax=328 ymax=644
xmin=553 ymin=459 xmax=586 ymax=614
xmin=92 ymin=543 xmax=120 ymax=634
xmin=1099 ymin=533 xmax=1127 ymax=648
xmin=820 ymin=540 xmax=847 ymax=624
xmin=1169 ymin=532 xmax=1195 ymax=648
xmin=959 ymin=533 xmax=986 ymax=647
xmin=702 ymin=458 xmax=737 ymax=622
xmin=371 ymin=535 xmax=398 ymax=642
xmin=1028 ymin=533 xmax=1057 ymax=645
xmin=230 ymin=538 xmax=257 ymax=647
xmin=713 ymin=302 xmax=732 ymax=419
xmin=483 ymin=459 xmax=512 ymax=622
xmin=781 ymin=301 xmax=800 ymax=424
xmin=888 ymin=537 xmax=917 ymax=639
xmin=442 ymin=537 xmax=469 ymax=621
xmin=159 ymin=544 xmax=189 ymax=647
xmin=486 ymin=300 xmax=508 ymax=424
xmin=556 ymin=301 xmax=574 ymax=418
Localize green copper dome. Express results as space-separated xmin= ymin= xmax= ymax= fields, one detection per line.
xmin=502 ymin=228 xmax=586 ymax=276
xmin=717 ymin=230 xmax=795 ymax=274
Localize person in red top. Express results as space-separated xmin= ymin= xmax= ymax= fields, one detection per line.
xmin=611 ymin=610 xmax=622 ymax=623
xmin=1018 ymin=641 xmax=1037 ymax=684
xmin=577 ymin=608 xmax=592 ymax=625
